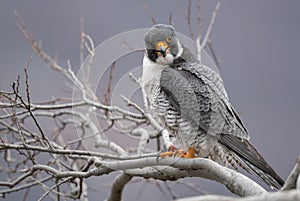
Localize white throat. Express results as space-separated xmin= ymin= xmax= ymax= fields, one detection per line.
xmin=142 ymin=55 xmax=166 ymax=88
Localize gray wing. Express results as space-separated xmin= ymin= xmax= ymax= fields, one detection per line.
xmin=160 ymin=63 xmax=284 ymax=189
xmin=219 ymin=134 xmax=284 ymax=189
xmin=160 ymin=62 xmax=249 ymax=139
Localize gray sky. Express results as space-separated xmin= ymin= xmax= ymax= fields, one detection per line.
xmin=0 ymin=1 xmax=300 ymax=200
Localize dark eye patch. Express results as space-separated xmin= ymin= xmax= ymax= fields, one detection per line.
xmin=147 ymin=49 xmax=158 ymax=62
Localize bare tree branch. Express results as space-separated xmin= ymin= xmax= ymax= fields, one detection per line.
xmin=104 ymin=61 xmax=116 ymax=106
xmin=282 ymin=157 xmax=300 ymax=190
xmin=107 ymin=173 xmax=132 ymax=201
xmin=0 ymin=142 xmax=157 ymax=160
xmin=200 ymin=1 xmax=221 ymax=49
xmin=142 ymin=2 xmax=157 ymax=25
xmin=98 ymin=157 xmax=267 ymax=197
xmin=175 ymin=189 xmax=300 ymax=201
xmin=207 ymin=39 xmax=221 ymax=69
xmin=184 ymin=0 xmax=195 ymax=41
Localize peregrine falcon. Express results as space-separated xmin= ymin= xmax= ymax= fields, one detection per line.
xmin=142 ymin=24 xmax=284 ymax=189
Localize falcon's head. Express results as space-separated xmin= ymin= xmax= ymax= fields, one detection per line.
xmin=144 ymin=24 xmax=183 ymax=65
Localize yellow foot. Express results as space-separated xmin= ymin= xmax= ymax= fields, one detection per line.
xmin=159 ymin=147 xmax=197 ymax=158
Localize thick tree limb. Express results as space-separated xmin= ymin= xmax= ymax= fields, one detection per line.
xmin=106 ymin=173 xmax=132 ymax=201
xmin=98 ymin=157 xmax=267 ymax=197
xmin=282 ymin=157 xmax=300 ymax=190
xmin=175 ymin=189 xmax=300 ymax=201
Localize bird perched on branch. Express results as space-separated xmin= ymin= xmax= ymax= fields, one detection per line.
xmin=141 ymin=24 xmax=284 ymax=189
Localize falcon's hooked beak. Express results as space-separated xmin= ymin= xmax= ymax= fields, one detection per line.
xmin=155 ymin=41 xmax=170 ymax=57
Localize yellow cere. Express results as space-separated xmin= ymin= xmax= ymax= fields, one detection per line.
xmin=155 ymin=41 xmax=170 ymax=55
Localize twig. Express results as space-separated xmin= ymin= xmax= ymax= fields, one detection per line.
xmin=0 ymin=176 xmax=53 ymax=196
xmin=128 ymin=72 xmax=141 ymax=85
xmin=132 ymin=128 xmax=150 ymax=154
xmin=177 ymin=180 xmax=209 ymax=195
xmin=80 ymin=17 xmax=85 ymax=65
xmin=10 ymin=77 xmax=34 ymax=161
xmin=104 ymin=61 xmax=116 ymax=106
xmin=24 ymin=56 xmax=32 ymax=107
xmin=15 ymin=12 xmax=67 ymax=75
xmin=196 ymin=0 xmax=201 ymax=39
xmin=120 ymin=95 xmax=144 ymax=114
xmin=81 ymin=34 xmax=95 ymax=89
xmin=282 ymin=157 xmax=300 ymax=190
xmin=122 ymin=40 xmax=144 ymax=52
xmin=200 ymin=1 xmax=221 ymax=49
xmin=184 ymin=0 xmax=195 ymax=40
xmin=0 ymin=142 xmax=157 ymax=160
xmin=196 ymin=0 xmax=202 ymax=62
xmin=143 ymin=3 xmax=157 ymax=25
xmin=207 ymin=39 xmax=221 ymax=69
xmin=164 ymin=182 xmax=178 ymax=199
xmin=37 ymin=178 xmax=71 ymax=201
xmin=168 ymin=12 xmax=173 ymax=26
xmin=12 ymin=82 xmax=52 ymax=149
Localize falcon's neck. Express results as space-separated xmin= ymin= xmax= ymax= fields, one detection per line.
xmin=141 ymin=55 xmax=166 ymax=89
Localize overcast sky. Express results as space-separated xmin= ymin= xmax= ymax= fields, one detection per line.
xmin=1 ymin=1 xmax=300 ymax=200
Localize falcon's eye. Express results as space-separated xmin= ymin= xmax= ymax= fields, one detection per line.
xmin=166 ymin=36 xmax=172 ymax=43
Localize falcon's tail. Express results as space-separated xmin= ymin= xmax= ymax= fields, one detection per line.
xmin=219 ymin=134 xmax=284 ymax=190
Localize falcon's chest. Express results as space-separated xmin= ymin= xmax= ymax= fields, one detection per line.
xmin=142 ymin=55 xmax=168 ymax=106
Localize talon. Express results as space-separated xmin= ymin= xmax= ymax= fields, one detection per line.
xmin=159 ymin=147 xmax=198 ymax=159
xmin=159 ymin=151 xmax=178 ymax=158
xmin=156 ymin=154 xmax=161 ymax=161
xmin=174 ymin=149 xmax=187 ymax=158
xmin=157 ymin=144 xmax=179 ymax=158
xmin=168 ymin=145 xmax=178 ymax=152
xmin=173 ymin=150 xmax=178 ymax=158
xmin=182 ymin=147 xmax=196 ymax=158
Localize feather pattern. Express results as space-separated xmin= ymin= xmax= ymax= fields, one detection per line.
xmin=150 ymin=62 xmax=284 ymax=189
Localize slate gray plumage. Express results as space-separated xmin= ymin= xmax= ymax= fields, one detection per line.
xmin=142 ymin=24 xmax=284 ymax=189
